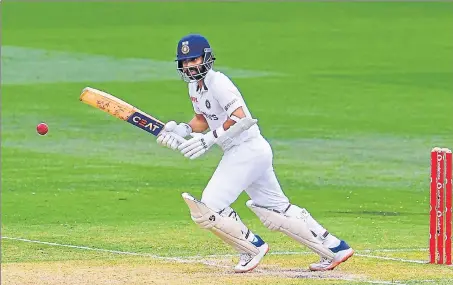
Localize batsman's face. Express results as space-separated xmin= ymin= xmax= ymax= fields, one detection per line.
xmin=182 ymin=56 xmax=203 ymax=76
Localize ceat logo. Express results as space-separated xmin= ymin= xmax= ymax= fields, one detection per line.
xmin=132 ymin=116 xmax=160 ymax=132
xmin=190 ymin=96 xmax=198 ymax=103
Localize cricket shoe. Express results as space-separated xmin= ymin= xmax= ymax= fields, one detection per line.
xmin=234 ymin=235 xmax=269 ymax=273
xmin=309 ymin=240 xmax=354 ymax=271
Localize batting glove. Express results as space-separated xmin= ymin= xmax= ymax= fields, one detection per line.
xmin=178 ymin=131 xmax=217 ymax=160
xmin=157 ymin=121 xmax=191 ymax=150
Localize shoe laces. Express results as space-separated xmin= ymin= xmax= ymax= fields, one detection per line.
xmin=317 ymin=257 xmax=331 ymax=265
xmin=239 ymin=253 xmax=253 ymax=264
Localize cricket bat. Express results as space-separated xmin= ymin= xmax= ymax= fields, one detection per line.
xmin=80 ymin=87 xmax=186 ymax=142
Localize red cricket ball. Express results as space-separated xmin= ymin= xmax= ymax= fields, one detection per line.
xmin=37 ymin=123 xmax=48 ymax=135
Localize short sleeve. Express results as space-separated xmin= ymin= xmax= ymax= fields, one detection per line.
xmin=213 ymin=76 xmax=244 ymax=117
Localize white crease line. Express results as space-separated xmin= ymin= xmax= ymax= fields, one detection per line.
xmin=359 ymin=248 xmax=426 ymax=253
xmin=270 ymin=251 xmax=427 ymax=265
xmin=3 ymin=236 xmax=427 ymax=265
xmin=0 ymin=236 xmax=402 ymax=285
xmin=354 ymin=253 xmax=427 ymax=264
xmin=3 ymin=236 xmax=430 ymax=284
xmin=1 ymin=236 xmax=229 ymax=268
xmin=187 ymin=249 xmax=427 ymax=264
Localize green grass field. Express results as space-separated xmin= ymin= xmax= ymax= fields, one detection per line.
xmin=2 ymin=2 xmax=453 ymax=284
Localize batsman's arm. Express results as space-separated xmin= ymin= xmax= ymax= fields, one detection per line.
xmin=188 ymin=114 xmax=209 ymax=133
xmin=222 ymin=107 xmax=246 ymax=130
xmin=187 ymin=106 xmax=246 ymax=133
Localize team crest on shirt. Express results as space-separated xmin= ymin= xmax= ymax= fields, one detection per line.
xmin=205 ymin=99 xmax=211 ymax=109
xmin=181 ymin=41 xmax=190 ymax=54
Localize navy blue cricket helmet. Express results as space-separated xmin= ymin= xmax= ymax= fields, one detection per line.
xmin=175 ymin=34 xmax=216 ymax=82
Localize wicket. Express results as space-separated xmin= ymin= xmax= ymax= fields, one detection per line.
xmin=429 ymin=147 xmax=452 ymax=265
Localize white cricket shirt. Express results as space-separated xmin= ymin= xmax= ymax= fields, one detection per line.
xmin=187 ymin=69 xmax=261 ymax=150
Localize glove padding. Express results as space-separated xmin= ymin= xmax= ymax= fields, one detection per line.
xmin=157 ymin=121 xmax=191 ymax=150
xmin=178 ymin=131 xmax=216 ymax=160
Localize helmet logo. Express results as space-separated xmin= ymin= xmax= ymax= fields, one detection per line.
xmin=181 ymin=41 xmax=190 ymax=54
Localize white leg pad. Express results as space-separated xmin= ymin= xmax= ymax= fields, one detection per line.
xmin=246 ymin=200 xmax=334 ymax=259
xmin=182 ymin=193 xmax=259 ymax=255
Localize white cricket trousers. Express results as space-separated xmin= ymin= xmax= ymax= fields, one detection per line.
xmin=201 ymin=135 xmax=290 ymax=213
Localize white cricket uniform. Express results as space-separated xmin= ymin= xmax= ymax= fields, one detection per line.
xmin=188 ymin=69 xmax=290 ymax=212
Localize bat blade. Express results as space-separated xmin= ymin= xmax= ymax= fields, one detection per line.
xmin=80 ymin=87 xmax=165 ymax=136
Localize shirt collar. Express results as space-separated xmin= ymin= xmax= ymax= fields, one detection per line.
xmin=196 ymin=69 xmax=214 ymax=94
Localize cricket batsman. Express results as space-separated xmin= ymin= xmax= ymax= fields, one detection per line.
xmin=156 ymin=34 xmax=354 ymax=273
